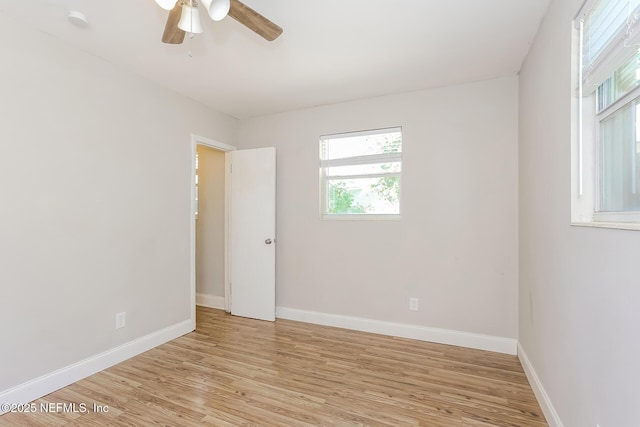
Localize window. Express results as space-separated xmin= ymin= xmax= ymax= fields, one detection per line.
xmin=320 ymin=127 xmax=402 ymax=219
xmin=572 ymin=0 xmax=640 ymax=227
xmin=597 ymin=76 xmax=640 ymax=213
xmin=195 ymin=151 xmax=199 ymax=219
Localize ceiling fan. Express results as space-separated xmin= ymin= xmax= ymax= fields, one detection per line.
xmin=155 ymin=0 xmax=283 ymax=44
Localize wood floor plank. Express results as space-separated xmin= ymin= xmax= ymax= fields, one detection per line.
xmin=0 ymin=307 xmax=546 ymax=426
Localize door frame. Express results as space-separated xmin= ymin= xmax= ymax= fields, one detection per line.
xmin=190 ymin=133 xmax=237 ymax=321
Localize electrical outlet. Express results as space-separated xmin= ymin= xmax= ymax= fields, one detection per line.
xmin=115 ymin=312 xmax=126 ymax=329
xmin=409 ymin=297 xmax=419 ymax=311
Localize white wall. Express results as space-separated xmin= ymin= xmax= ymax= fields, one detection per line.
xmin=238 ymin=77 xmax=519 ymax=342
xmin=0 ymin=16 xmax=237 ymax=392
xmin=196 ymin=145 xmax=226 ymax=299
xmin=519 ymin=0 xmax=640 ymax=426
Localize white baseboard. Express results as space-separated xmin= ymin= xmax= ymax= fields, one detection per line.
xmin=196 ymin=293 xmax=225 ymax=310
xmin=517 ymin=342 xmax=564 ymax=427
xmin=0 ymin=318 xmax=195 ymax=415
xmin=276 ymin=306 xmax=517 ymax=355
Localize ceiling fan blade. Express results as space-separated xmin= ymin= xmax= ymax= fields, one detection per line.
xmin=162 ymin=1 xmax=186 ymax=44
xmin=228 ymin=0 xmax=283 ymax=41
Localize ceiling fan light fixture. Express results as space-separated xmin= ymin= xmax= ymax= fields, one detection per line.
xmin=201 ymin=0 xmax=230 ymax=21
xmin=178 ymin=2 xmax=204 ymax=34
xmin=155 ymin=0 xmax=176 ymax=11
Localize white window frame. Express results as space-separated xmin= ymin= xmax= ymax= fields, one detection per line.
xmin=571 ymin=0 xmax=640 ymax=230
xmin=319 ymin=127 xmax=402 ymax=220
xmin=593 ymin=86 xmax=640 ymax=223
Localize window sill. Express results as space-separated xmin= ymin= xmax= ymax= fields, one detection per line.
xmin=321 ymin=214 xmax=402 ymax=221
xmin=570 ymin=221 xmax=640 ymax=231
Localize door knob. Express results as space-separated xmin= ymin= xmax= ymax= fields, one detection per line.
xmin=265 ymin=238 xmax=273 ymax=245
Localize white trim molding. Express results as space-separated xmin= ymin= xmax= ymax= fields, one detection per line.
xmin=0 ymin=319 xmax=194 ymax=415
xmin=517 ymin=342 xmax=564 ymax=427
xmin=196 ymin=293 xmax=226 ymax=310
xmin=276 ymin=306 xmax=517 ymax=355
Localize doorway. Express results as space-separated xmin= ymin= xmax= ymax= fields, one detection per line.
xmin=190 ymin=134 xmax=236 ymax=321
xmin=190 ymin=135 xmax=277 ymax=323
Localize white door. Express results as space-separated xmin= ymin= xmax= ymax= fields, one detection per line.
xmin=229 ymin=147 xmax=276 ymax=321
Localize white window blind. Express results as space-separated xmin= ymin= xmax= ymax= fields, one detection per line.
xmin=578 ymin=0 xmax=640 ymax=91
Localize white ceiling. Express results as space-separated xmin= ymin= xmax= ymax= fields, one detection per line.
xmin=1 ymin=0 xmax=550 ymax=119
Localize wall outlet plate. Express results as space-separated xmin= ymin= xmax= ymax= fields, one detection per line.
xmin=115 ymin=312 xmax=126 ymax=329
xmin=409 ymin=297 xmax=419 ymax=311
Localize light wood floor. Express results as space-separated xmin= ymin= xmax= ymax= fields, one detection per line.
xmin=1 ymin=306 xmax=546 ymax=426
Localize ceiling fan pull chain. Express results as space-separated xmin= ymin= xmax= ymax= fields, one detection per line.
xmin=191 ymin=0 xmax=196 ymax=37
xmin=188 ymin=0 xmax=194 ymax=57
